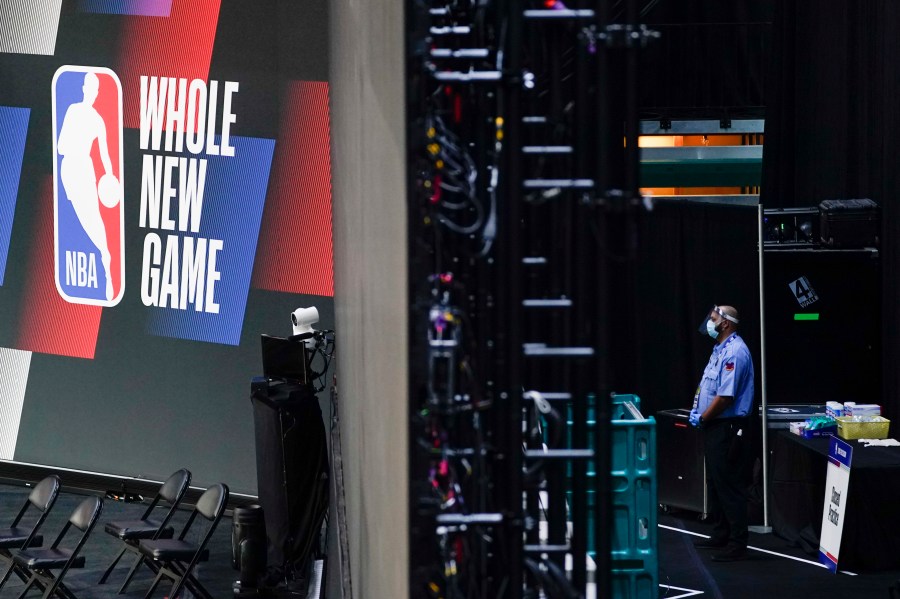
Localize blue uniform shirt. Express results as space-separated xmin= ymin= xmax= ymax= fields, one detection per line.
xmin=694 ymin=333 xmax=755 ymax=418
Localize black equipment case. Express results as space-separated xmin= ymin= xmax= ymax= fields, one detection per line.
xmin=819 ymin=198 xmax=879 ymax=248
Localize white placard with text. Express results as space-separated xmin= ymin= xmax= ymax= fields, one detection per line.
xmin=819 ymin=436 xmax=853 ymax=572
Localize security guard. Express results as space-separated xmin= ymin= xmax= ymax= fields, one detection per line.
xmin=689 ymin=305 xmax=755 ymax=562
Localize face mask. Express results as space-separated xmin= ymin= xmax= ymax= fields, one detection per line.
xmin=706 ymin=319 xmax=719 ymax=339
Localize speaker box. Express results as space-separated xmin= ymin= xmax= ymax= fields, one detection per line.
xmin=233 ymin=504 xmax=267 ymax=586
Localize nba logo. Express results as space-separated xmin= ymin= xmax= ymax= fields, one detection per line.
xmin=52 ymin=65 xmax=124 ymax=306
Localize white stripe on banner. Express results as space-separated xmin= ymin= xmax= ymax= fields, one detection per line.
xmin=0 ymin=348 xmax=32 ymax=460
xmin=0 ymin=0 xmax=63 ymax=55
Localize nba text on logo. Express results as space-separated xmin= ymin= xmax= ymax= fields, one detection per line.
xmin=138 ymin=76 xmax=239 ymax=314
xmin=52 ymin=66 xmax=125 ymax=306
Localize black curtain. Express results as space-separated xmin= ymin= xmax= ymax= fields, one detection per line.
xmin=620 ymin=202 xmax=761 ymax=418
xmin=638 ymin=0 xmax=774 ymax=116
xmin=760 ymin=0 xmax=900 ymax=420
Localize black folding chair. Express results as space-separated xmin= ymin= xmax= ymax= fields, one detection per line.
xmin=138 ymin=483 xmax=229 ymax=599
xmin=97 ymin=468 xmax=192 ymax=593
xmin=10 ymin=495 xmax=103 ymax=598
xmin=0 ymin=475 xmax=61 ymax=587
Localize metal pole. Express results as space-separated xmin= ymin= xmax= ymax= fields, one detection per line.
xmin=568 ymin=22 xmax=593 ymax=595
xmin=750 ymin=202 xmax=772 ymax=534
xmin=498 ymin=0 xmax=525 ymax=591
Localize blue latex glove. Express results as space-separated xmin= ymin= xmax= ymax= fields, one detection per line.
xmin=689 ymin=410 xmax=701 ymax=428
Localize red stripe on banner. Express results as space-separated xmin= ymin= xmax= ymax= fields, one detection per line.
xmin=16 ymin=179 xmax=102 ymax=359
xmin=91 ymin=73 xmax=123 ymax=298
xmin=116 ymin=0 xmax=221 ymax=129
xmin=253 ymin=81 xmax=333 ymax=296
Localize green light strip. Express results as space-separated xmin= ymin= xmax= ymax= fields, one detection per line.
xmin=794 ymin=313 xmax=820 ymax=321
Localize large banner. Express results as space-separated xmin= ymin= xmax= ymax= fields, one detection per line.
xmin=0 ymin=0 xmax=332 ymax=494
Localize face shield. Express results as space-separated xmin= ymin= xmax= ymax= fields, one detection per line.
xmin=697 ymin=305 xmax=740 ymax=335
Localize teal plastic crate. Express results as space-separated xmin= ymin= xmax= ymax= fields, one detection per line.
xmin=565 ymin=399 xmax=657 ymax=565
xmin=566 ymin=474 xmax=656 ymax=567
xmin=564 ymin=393 xmax=641 ymax=427
xmin=611 ymin=473 xmax=656 ymax=565
xmin=611 ymin=414 xmax=655 ymax=478
xmin=611 ymin=393 xmax=641 ymax=416
xmin=551 ymin=390 xmax=659 ymax=597
xmin=610 ymin=416 xmax=657 ymax=574
xmin=611 ymin=566 xmax=657 ymax=599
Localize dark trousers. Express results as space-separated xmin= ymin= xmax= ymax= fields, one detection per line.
xmin=703 ymin=418 xmax=750 ymax=546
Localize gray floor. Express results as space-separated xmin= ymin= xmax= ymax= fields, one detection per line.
xmin=0 ymin=483 xmax=237 ymax=598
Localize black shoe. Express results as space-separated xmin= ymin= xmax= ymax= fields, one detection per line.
xmin=693 ymin=537 xmax=728 ymax=549
xmin=710 ymin=543 xmax=747 ymax=562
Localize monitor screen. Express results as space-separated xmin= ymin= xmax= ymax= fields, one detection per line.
xmin=261 ymin=334 xmax=310 ymax=384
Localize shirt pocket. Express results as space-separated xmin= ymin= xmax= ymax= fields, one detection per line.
xmin=702 ymin=361 xmax=719 ymax=384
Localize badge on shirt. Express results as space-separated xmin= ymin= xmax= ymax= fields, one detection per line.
xmin=725 ymin=361 xmax=735 ymax=372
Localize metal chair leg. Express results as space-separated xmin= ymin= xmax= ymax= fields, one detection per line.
xmin=183 ymin=573 xmax=215 ymax=599
xmin=16 ymin=573 xmax=38 ymax=599
xmin=0 ymin=555 xmax=29 ymax=586
xmin=42 ymin=563 xmax=71 ymax=598
xmin=143 ymin=569 xmax=164 ymax=599
xmin=98 ymin=544 xmax=128 ymax=584
xmin=54 ymin=581 xmax=79 ymax=599
xmin=42 ymin=578 xmax=61 ymax=599
xmin=117 ymin=553 xmax=146 ymax=594
xmin=0 ymin=560 xmax=16 ymax=590
xmin=169 ymin=576 xmax=187 ymax=599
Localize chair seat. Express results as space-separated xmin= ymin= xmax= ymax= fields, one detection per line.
xmin=0 ymin=528 xmax=42 ymax=549
xmin=13 ymin=548 xmax=85 ymax=570
xmin=105 ymin=519 xmax=174 ymax=541
xmin=138 ymin=539 xmax=209 ymax=562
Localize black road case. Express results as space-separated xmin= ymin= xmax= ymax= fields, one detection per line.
xmin=819 ymin=198 xmax=879 ymax=248
xmin=656 ymin=409 xmax=707 ymax=516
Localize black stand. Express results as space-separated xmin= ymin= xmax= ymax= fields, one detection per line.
xmin=248 ymin=377 xmax=329 ymax=597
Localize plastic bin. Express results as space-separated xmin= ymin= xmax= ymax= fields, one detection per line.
xmin=836 ymin=416 xmax=890 ymax=440
xmin=610 ymin=415 xmax=657 ymax=573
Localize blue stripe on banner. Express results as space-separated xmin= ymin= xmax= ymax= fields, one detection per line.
xmin=0 ymin=107 xmax=30 ymax=286
xmin=77 ymin=0 xmax=172 ymax=17
xmin=145 ymin=135 xmax=275 ymax=346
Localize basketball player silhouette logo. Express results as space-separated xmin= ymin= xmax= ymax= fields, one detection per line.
xmin=52 ymin=66 xmax=124 ymax=306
